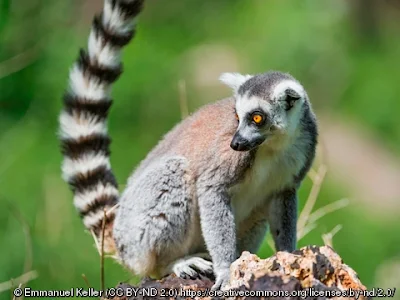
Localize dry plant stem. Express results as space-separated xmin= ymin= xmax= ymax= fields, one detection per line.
xmin=12 ymin=283 xmax=22 ymax=300
xmin=307 ymin=168 xmax=318 ymax=182
xmin=297 ymin=164 xmax=328 ymax=237
xmin=298 ymin=198 xmax=349 ymax=241
xmin=307 ymin=198 xmax=349 ymax=225
xmin=91 ymin=229 xmax=101 ymax=256
xmin=9 ymin=206 xmax=33 ymax=275
xmin=106 ymin=203 xmax=120 ymax=217
xmin=0 ymin=45 xmax=40 ymax=79
xmin=266 ymin=235 xmax=275 ymax=252
xmin=8 ymin=204 xmax=34 ymax=297
xmin=297 ymin=223 xmax=318 ymax=241
xmin=82 ymin=274 xmax=91 ymax=289
xmin=0 ymin=271 xmax=38 ymax=293
xmin=317 ymin=141 xmax=328 ymax=170
xmin=178 ymin=79 xmax=189 ymax=119
xmin=322 ymin=225 xmax=343 ymax=248
xmin=100 ymin=209 xmax=107 ymax=292
xmin=91 ymin=203 xmax=120 ymax=256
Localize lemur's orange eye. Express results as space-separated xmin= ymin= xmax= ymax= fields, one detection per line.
xmin=235 ymin=113 xmax=239 ymax=120
xmin=252 ymin=114 xmax=263 ymax=124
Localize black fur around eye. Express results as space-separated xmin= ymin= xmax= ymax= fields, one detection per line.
xmin=248 ymin=111 xmax=265 ymax=126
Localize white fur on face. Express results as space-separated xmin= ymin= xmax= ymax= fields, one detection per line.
xmin=235 ymin=79 xmax=306 ymax=138
xmin=235 ymin=95 xmax=273 ymax=142
xmin=235 ymin=95 xmax=271 ymax=123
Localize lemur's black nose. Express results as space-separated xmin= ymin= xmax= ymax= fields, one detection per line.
xmin=230 ymin=133 xmax=250 ymax=151
xmin=230 ymin=139 xmax=239 ymax=150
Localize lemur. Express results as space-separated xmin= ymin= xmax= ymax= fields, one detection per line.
xmin=59 ymin=0 xmax=317 ymax=291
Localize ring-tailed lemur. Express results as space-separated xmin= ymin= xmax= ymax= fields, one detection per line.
xmin=59 ymin=0 xmax=317 ymax=291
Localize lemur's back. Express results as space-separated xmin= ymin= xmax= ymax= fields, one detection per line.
xmin=133 ymin=97 xmax=252 ymax=182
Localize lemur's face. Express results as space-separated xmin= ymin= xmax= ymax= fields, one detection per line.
xmin=220 ymin=72 xmax=306 ymax=152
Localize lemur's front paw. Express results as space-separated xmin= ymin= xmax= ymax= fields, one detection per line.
xmin=172 ymin=256 xmax=213 ymax=280
xmin=211 ymin=268 xmax=230 ymax=291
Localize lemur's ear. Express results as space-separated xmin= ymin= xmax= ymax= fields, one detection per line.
xmin=285 ymin=88 xmax=301 ymax=100
xmin=272 ymin=80 xmax=304 ymax=102
xmin=284 ymin=88 xmax=301 ymax=111
xmin=219 ymin=72 xmax=252 ymax=92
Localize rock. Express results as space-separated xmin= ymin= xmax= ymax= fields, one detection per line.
xmin=226 ymin=245 xmax=368 ymax=300
xmin=108 ymin=245 xmax=369 ymax=300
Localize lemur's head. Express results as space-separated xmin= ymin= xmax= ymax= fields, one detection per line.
xmin=220 ymin=71 xmax=308 ymax=152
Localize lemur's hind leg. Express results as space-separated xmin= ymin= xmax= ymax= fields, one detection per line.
xmin=113 ymin=156 xmax=200 ymax=278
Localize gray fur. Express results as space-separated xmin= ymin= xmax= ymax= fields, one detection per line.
xmin=268 ymin=188 xmax=298 ymax=251
xmin=238 ymin=71 xmax=294 ymax=99
xmin=113 ymin=156 xmax=199 ymax=276
xmin=113 ymin=71 xmax=318 ymax=290
xmin=237 ymin=206 xmax=269 ymax=254
xmin=196 ymin=184 xmax=237 ymax=290
xmin=294 ymin=105 xmax=318 ymax=184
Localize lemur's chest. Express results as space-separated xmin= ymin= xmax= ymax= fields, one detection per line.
xmin=229 ymin=141 xmax=305 ymax=224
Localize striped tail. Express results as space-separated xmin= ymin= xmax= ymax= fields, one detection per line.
xmin=59 ymin=0 xmax=144 ymax=254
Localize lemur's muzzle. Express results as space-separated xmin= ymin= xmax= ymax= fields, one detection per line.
xmin=230 ymin=133 xmax=251 ymax=151
xmin=230 ymin=132 xmax=266 ymax=151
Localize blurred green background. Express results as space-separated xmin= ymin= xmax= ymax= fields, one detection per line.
xmin=1 ymin=0 xmax=400 ymax=298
